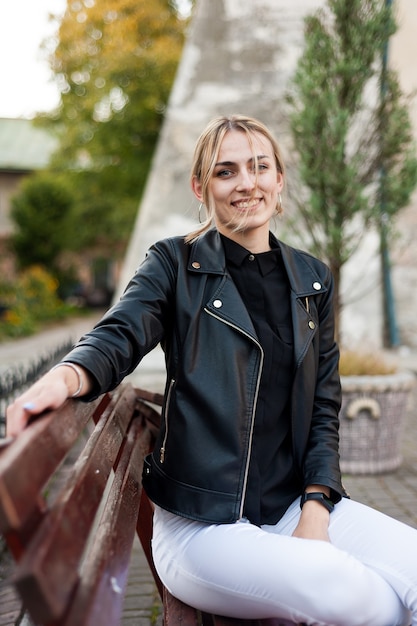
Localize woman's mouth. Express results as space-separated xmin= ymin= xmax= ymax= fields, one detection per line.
xmin=232 ymin=198 xmax=261 ymax=210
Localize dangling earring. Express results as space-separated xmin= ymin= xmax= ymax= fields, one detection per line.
xmin=198 ymin=202 xmax=205 ymax=224
xmin=277 ymin=193 xmax=283 ymax=213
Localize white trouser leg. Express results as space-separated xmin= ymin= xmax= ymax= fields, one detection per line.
xmin=152 ymin=500 xmax=414 ymax=626
xmin=329 ymin=499 xmax=416 ymax=625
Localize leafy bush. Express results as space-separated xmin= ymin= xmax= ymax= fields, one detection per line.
xmin=0 ymin=266 xmax=72 ymax=339
xmin=10 ymin=173 xmax=75 ymax=274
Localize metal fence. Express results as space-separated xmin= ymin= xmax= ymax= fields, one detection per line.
xmin=0 ymin=341 xmax=74 ymax=438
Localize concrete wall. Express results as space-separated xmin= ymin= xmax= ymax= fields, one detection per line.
xmin=391 ymin=0 xmax=417 ymax=133
xmin=389 ymin=0 xmax=417 ymax=349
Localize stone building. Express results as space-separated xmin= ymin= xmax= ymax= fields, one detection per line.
xmin=0 ymin=118 xmax=57 ymax=236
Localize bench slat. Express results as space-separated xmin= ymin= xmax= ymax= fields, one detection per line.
xmin=137 ymin=489 xmax=163 ymax=600
xmin=63 ymin=416 xmax=152 ymax=626
xmin=12 ymin=386 xmax=139 ymax=622
xmin=0 ymin=396 xmax=106 ymax=539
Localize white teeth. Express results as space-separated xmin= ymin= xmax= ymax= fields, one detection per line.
xmin=234 ymin=199 xmax=259 ymax=209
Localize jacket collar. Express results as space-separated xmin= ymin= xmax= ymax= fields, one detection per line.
xmin=278 ymin=238 xmax=327 ymax=298
xmin=188 ymin=228 xmax=227 ymax=275
xmin=188 ymin=228 xmax=327 ymax=298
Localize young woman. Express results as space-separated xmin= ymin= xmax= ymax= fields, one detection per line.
xmin=7 ymin=115 xmax=417 ymax=625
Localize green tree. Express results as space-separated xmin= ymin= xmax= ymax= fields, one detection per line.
xmin=11 ymin=173 xmax=75 ymax=274
xmin=38 ymin=0 xmax=187 ymax=253
xmin=287 ymin=0 xmax=417 ymax=344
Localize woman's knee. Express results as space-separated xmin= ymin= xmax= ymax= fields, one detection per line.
xmin=299 ymin=546 xmax=406 ymax=626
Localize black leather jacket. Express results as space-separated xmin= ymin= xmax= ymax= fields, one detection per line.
xmin=65 ymin=229 xmax=344 ymax=524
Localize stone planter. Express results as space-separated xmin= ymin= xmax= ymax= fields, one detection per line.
xmin=339 ymin=371 xmax=415 ymax=474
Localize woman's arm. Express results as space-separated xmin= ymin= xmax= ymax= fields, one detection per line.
xmin=301 ymin=265 xmax=343 ymax=502
xmin=7 ymin=238 xmax=178 ymax=438
xmin=292 ymin=266 xmax=342 ymax=542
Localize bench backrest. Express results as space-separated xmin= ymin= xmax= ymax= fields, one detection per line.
xmin=0 ymin=385 xmax=303 ymax=626
xmin=0 ymin=383 xmax=162 ymax=626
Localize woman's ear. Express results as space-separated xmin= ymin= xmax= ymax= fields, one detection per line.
xmin=277 ymin=172 xmax=284 ymax=192
xmin=191 ymin=176 xmax=204 ymax=202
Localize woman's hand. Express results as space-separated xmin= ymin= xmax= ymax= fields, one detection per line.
xmin=292 ymin=500 xmax=331 ymax=542
xmin=6 ymin=364 xmax=90 ymax=438
xmin=292 ymin=485 xmax=332 ymax=542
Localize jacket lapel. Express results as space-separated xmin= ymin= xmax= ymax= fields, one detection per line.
xmin=188 ymin=230 xmax=258 ymax=341
xmin=279 ymin=240 xmax=328 ymax=369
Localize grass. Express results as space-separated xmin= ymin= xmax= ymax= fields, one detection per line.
xmin=339 ymin=350 xmax=397 ymax=376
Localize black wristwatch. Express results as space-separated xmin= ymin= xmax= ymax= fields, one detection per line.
xmin=300 ymin=491 xmax=334 ymax=513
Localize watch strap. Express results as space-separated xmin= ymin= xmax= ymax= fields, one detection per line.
xmin=300 ymin=491 xmax=334 ymax=513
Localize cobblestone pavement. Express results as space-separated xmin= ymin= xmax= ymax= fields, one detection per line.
xmin=0 ymin=316 xmax=416 ymax=625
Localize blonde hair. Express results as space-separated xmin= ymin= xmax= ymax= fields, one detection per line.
xmin=186 ymin=114 xmax=285 ymax=243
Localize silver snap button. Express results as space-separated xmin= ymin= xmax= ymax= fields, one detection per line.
xmin=192 ymin=262 xmax=201 ymax=269
xmin=308 ymin=320 xmax=315 ymax=330
xmin=313 ymin=282 xmax=321 ymax=291
xmin=248 ymin=254 xmax=255 ymax=261
xmin=213 ymin=299 xmax=223 ymax=308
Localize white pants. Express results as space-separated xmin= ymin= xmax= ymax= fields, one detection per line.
xmin=152 ymin=498 xmax=417 ymax=626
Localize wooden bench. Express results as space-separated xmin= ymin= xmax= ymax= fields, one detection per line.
xmin=0 ymin=383 xmax=303 ymax=626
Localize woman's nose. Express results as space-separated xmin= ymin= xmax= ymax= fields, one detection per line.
xmin=236 ymin=168 xmax=256 ymax=191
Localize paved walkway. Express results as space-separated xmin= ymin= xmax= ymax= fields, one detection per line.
xmin=0 ymin=315 xmax=416 ymax=625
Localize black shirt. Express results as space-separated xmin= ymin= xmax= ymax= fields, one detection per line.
xmin=221 ymin=234 xmax=302 ymax=525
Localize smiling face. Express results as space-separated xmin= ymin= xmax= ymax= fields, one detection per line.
xmin=192 ymin=129 xmax=284 ymax=252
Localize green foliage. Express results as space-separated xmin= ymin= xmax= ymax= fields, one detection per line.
xmin=36 ymin=0 xmax=187 ymax=254
xmin=0 ymin=266 xmax=72 ymax=339
xmin=10 ymin=173 xmax=75 ymax=272
xmin=377 ymin=73 xmax=417 ymax=218
xmin=287 ymin=0 xmax=417 ymax=340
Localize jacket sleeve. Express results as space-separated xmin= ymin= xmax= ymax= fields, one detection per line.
xmin=61 ymin=238 xmax=178 ymax=399
xmin=300 ymin=265 xmax=345 ymax=503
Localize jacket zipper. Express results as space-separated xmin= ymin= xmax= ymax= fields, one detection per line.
xmin=204 ymin=308 xmax=264 ymax=519
xmin=160 ymin=378 xmax=175 ymax=463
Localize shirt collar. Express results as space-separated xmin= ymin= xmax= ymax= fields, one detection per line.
xmin=220 ymin=233 xmax=282 ymax=276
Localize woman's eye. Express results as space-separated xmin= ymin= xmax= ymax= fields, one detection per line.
xmin=249 ymin=163 xmax=267 ymax=174
xmin=216 ymin=169 xmax=233 ymax=177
